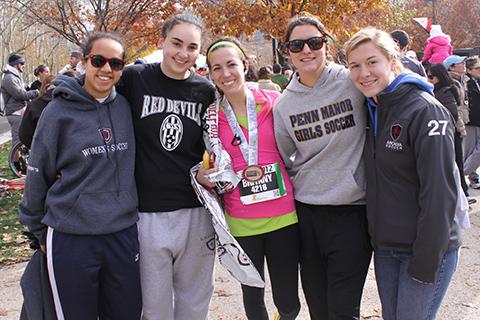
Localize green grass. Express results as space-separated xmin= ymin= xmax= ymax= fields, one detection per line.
xmin=0 ymin=142 xmax=31 ymax=266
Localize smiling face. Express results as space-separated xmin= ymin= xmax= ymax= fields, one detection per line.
xmin=348 ymin=41 xmax=397 ymax=99
xmin=158 ymin=22 xmax=201 ymax=80
xmin=287 ymin=24 xmax=328 ymax=86
xmin=83 ymin=38 xmax=124 ymax=99
xmin=208 ymin=46 xmax=248 ymax=97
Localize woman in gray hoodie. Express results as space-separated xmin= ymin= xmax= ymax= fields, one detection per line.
xmin=273 ymin=13 xmax=371 ymax=319
xmin=19 ymin=33 xmax=141 ymax=320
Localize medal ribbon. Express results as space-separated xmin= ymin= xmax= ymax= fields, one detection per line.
xmin=222 ymin=90 xmax=258 ymax=165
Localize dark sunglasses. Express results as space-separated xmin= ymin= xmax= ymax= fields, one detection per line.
xmin=87 ymin=54 xmax=126 ymax=71
xmin=285 ymin=36 xmax=326 ymax=53
xmin=427 ymin=74 xmax=434 ymax=80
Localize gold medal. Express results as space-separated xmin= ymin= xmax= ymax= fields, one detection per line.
xmin=243 ymin=165 xmax=264 ymax=182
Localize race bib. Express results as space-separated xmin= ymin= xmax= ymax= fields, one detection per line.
xmin=238 ymin=163 xmax=287 ymax=205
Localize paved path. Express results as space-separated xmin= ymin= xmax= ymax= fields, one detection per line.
xmin=2 ymin=196 xmax=480 ymax=319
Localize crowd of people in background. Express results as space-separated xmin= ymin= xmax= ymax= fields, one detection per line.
xmin=1 ymin=9 xmax=478 ymax=320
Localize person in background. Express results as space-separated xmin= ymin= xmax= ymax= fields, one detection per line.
xmin=427 ymin=63 xmax=474 ymax=203
xmin=345 ymin=26 xmax=461 ymax=320
xmin=19 ymin=32 xmax=141 ymax=320
xmin=29 ymin=64 xmax=51 ymax=91
xmin=116 ymin=13 xmax=216 ymax=320
xmin=421 ymin=25 xmax=452 ymax=67
xmin=245 ymin=63 xmax=259 ymax=88
xmin=390 ymin=29 xmax=426 ymax=77
xmin=274 ymin=13 xmax=371 ymax=319
xmin=282 ymin=64 xmax=294 ymax=80
xmin=1 ymin=53 xmax=39 ymax=169
xmin=464 ymin=56 xmax=480 ymax=190
xmin=200 ymin=36 xmax=300 ymax=320
xmin=406 ymin=50 xmax=419 ymax=61
xmin=271 ymin=63 xmax=289 ymax=91
xmin=444 ymin=56 xmax=471 ymax=186
xmin=20 ymin=72 xmax=76 ymax=149
xmin=20 ymin=74 xmax=55 ymax=149
xmin=258 ymin=66 xmax=281 ymax=92
xmin=58 ymin=50 xmax=84 ymax=75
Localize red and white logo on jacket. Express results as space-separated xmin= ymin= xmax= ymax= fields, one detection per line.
xmin=390 ymin=124 xmax=402 ymax=141
xmin=99 ymin=128 xmax=112 ymax=144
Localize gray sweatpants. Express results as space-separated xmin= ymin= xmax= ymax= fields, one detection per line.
xmin=6 ymin=114 xmax=21 ymax=148
xmin=463 ymin=125 xmax=480 ymax=177
xmin=138 ymin=207 xmax=216 ymax=320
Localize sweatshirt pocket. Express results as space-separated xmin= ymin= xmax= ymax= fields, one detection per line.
xmin=292 ymin=168 xmax=366 ymax=205
xmin=59 ymin=191 xmax=137 ymax=234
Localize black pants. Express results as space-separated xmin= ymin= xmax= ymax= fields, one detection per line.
xmin=455 ymin=133 xmax=469 ymax=196
xmin=236 ymin=223 xmax=301 ymax=320
xmin=46 ymin=225 xmax=142 ymax=320
xmin=296 ymin=202 xmax=372 ymax=320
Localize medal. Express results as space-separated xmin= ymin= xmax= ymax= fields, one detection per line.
xmin=243 ymin=165 xmax=264 ymax=182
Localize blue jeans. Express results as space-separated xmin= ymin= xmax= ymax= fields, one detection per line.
xmin=374 ymin=248 xmax=459 ymax=320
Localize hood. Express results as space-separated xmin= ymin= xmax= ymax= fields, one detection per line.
xmin=382 ymin=72 xmax=434 ymax=96
xmin=52 ymin=75 xmax=117 ymax=109
xmin=367 ymin=72 xmax=434 ymax=134
xmin=284 ymin=64 xmax=343 ymax=94
xmin=2 ymin=64 xmax=22 ymax=79
xmin=428 ymin=35 xmax=451 ymax=45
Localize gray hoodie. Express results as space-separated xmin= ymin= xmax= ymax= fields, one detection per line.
xmin=273 ymin=63 xmax=367 ymax=205
xmin=1 ymin=64 xmax=39 ymax=115
xmin=19 ymin=76 xmax=138 ymax=244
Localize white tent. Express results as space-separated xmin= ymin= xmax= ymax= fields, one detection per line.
xmin=142 ymin=49 xmax=207 ymax=68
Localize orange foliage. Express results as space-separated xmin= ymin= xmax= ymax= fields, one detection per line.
xmin=188 ymin=0 xmax=391 ymax=43
xmin=15 ymin=0 xmax=184 ymax=57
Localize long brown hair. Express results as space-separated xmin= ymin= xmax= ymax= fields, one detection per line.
xmin=39 ymin=74 xmax=55 ymax=97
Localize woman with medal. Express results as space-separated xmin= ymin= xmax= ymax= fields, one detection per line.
xmin=273 ymin=13 xmax=372 ymax=319
xmin=199 ymin=37 xmax=300 ymax=320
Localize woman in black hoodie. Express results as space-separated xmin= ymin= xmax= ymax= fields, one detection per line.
xmin=20 ymin=72 xmax=76 ymax=149
xmin=428 ymin=63 xmax=471 ymax=202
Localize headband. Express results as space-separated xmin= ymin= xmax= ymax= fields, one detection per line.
xmin=9 ymin=57 xmax=25 ymax=66
xmin=207 ymin=41 xmax=245 ymax=59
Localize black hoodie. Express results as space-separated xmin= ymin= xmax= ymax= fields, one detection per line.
xmin=19 ymin=75 xmax=138 ymax=244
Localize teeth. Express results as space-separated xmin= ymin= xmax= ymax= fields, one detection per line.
xmin=223 ymin=80 xmax=234 ymax=86
xmin=361 ymin=79 xmax=375 ymax=87
xmin=98 ymin=76 xmax=111 ymax=80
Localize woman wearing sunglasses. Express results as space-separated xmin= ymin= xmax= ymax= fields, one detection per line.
xmin=19 ymin=32 xmax=141 ymax=320
xmin=273 ymin=13 xmax=371 ymax=319
xmin=345 ymin=27 xmax=462 ymax=320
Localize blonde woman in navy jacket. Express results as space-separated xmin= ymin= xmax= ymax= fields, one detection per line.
xmin=345 ymin=27 xmax=461 ymax=320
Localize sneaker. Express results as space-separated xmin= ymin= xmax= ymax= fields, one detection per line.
xmin=468 ymin=197 xmax=477 ymax=205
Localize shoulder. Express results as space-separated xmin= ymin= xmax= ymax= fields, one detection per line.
xmin=329 ymin=63 xmax=351 ymax=80
xmin=190 ymin=73 xmax=215 ymax=89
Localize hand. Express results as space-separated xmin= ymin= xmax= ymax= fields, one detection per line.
xmin=460 ymin=129 xmax=467 ymax=138
xmin=197 ymin=166 xmax=217 ymax=189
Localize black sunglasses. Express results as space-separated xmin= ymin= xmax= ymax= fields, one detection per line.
xmin=285 ymin=36 xmax=326 ymax=53
xmin=87 ymin=54 xmax=126 ymax=71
